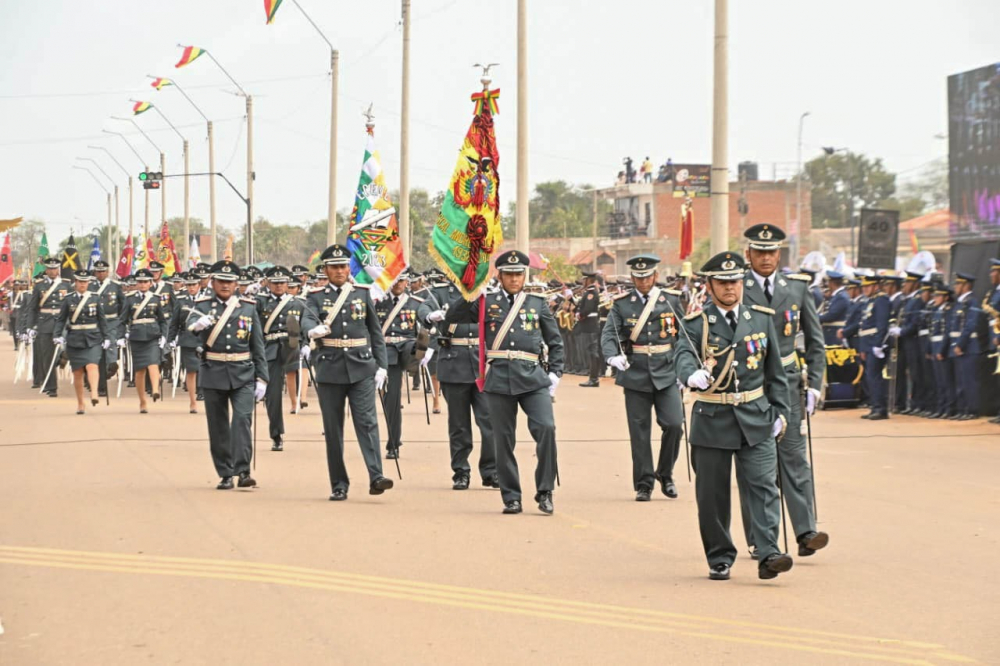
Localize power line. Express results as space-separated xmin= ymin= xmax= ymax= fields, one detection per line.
xmin=0 ymin=73 xmax=328 ymax=101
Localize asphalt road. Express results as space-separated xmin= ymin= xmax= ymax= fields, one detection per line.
xmin=1 ymin=336 xmax=997 ymax=665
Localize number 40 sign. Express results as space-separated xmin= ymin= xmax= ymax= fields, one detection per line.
xmin=857 ymin=208 xmax=900 ymax=270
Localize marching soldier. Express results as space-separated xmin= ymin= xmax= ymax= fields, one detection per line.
xmin=90 ymin=260 xmax=126 ymax=398
xmin=284 ymin=279 xmax=311 ymax=413
xmin=818 ymin=271 xmax=849 ymax=345
xmin=23 ymin=257 xmax=69 ymax=397
xmin=148 ymin=261 xmax=175 ymax=322
xmin=123 ymin=268 xmax=169 ymax=413
xmin=187 ymin=260 xmax=268 ymax=490
xmin=577 ymin=272 xmax=603 ymax=387
xmin=986 ymin=259 xmax=1000 ymax=424
xmin=675 ymin=251 xmax=793 ymax=581
xmin=418 ymin=275 xmax=498 ymax=490
xmin=601 ymin=254 xmax=684 ymax=501
xmin=300 ymin=244 xmax=394 ymax=501
xmin=949 ymin=273 xmax=983 ymax=420
xmin=54 ymin=270 xmax=112 ymax=414
xmin=375 ymin=272 xmax=423 ymax=460
xmin=740 ymin=224 xmax=828 ymax=559
xmin=169 ymin=273 xmax=204 ymax=413
xmin=445 ymin=250 xmax=565 ymax=515
xmin=929 ymin=285 xmax=956 ymax=419
xmin=255 ymin=266 xmax=296 ymax=450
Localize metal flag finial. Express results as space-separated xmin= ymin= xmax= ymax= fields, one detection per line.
xmin=474 ymin=62 xmax=499 ymax=88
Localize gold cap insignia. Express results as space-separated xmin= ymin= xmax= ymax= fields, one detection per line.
xmin=721 ymin=259 xmax=736 ymax=271
xmin=222 ymin=265 xmax=232 ymax=273
xmin=760 ymin=228 xmax=773 ymax=240
xmin=510 ymin=254 xmax=519 ymax=263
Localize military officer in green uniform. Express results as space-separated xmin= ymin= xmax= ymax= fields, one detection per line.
xmin=300 ymin=244 xmax=394 ymax=501
xmin=89 ymin=260 xmax=125 ymax=397
xmin=740 ymin=223 xmax=829 ymax=559
xmin=675 ymin=251 xmax=793 ymax=581
xmin=577 ymin=273 xmax=603 ymax=387
xmin=601 ymin=254 xmax=684 ymax=501
xmin=54 ymin=269 xmax=113 ymax=414
xmin=186 ymin=260 xmax=269 ymax=490
xmin=375 ymin=271 xmax=423 ymax=459
xmin=445 ymin=250 xmax=565 ymax=515
xmin=24 ymin=257 xmax=70 ymax=396
xmin=418 ymin=276 xmax=498 ymax=490
xmin=169 ymin=273 xmax=204 ymax=413
xmin=255 ymin=266 xmax=296 ymax=451
xmin=124 ymin=269 xmax=169 ymax=413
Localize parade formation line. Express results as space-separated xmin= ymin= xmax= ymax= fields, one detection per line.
xmin=0 ymin=545 xmax=973 ymax=665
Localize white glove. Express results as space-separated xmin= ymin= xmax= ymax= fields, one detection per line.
xmin=124 ymin=331 xmax=130 ymax=340
xmin=169 ymin=339 xmax=178 ymax=349
xmin=686 ymin=368 xmax=712 ymax=390
xmin=888 ymin=325 xmax=902 ymax=337
xmin=191 ymin=314 xmax=214 ymax=332
xmin=427 ymin=310 xmax=446 ymax=323
xmin=420 ymin=348 xmax=435 ymax=367
xmin=374 ymin=367 xmax=388 ymax=392
xmin=308 ymin=324 xmax=331 ymax=339
xmin=872 ymin=346 xmax=885 ymax=359
xmin=102 ymin=339 xmax=112 ymax=350
xmin=608 ymin=355 xmax=629 ymax=372
xmin=299 ymin=345 xmax=311 ymax=361
xmin=548 ymin=372 xmax=560 ymax=397
xmin=53 ymin=336 xmax=66 ymax=346
xmin=27 ymin=329 xmax=37 ymax=341
xmin=158 ymin=336 xmax=166 ymax=349
xmin=806 ymin=387 xmax=821 ymax=416
xmin=772 ymin=418 xmax=784 ymax=438
xmin=253 ymin=380 xmax=267 ymax=402
xmin=117 ymin=338 xmax=127 ymax=348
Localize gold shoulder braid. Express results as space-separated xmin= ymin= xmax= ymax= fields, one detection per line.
xmin=698 ymin=312 xmax=736 ymax=393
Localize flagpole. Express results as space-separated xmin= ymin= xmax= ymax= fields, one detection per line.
xmin=709 ymin=0 xmax=729 ymax=255
xmin=208 ymin=120 xmax=217 ymax=261
xmin=516 ymin=0 xmax=530 ymax=255
xmin=400 ymin=0 xmax=412 ymax=260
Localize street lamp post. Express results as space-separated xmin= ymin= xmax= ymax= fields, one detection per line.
xmin=823 ymin=146 xmax=855 ymax=265
xmin=88 ymin=146 xmax=132 ymax=261
xmin=110 ymin=117 xmax=164 ymax=240
xmin=75 ymin=158 xmax=117 ymax=263
xmin=102 ymin=130 xmax=147 ymax=247
xmin=72 ymin=165 xmax=111 ymax=260
xmin=794 ymin=111 xmax=810 ymax=264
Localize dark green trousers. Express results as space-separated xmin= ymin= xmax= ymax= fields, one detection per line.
xmin=385 ymin=364 xmax=404 ymax=450
xmin=315 ymin=379 xmax=383 ymax=493
xmin=623 ymin=386 xmax=683 ymax=491
xmin=487 ymin=387 xmax=557 ymax=503
xmin=441 ymin=382 xmax=496 ymax=481
xmin=264 ymin=349 xmax=286 ymax=440
xmin=203 ymin=385 xmax=254 ymax=479
xmin=692 ymin=440 xmax=781 ymax=567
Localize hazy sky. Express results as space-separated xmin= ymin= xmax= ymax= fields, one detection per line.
xmin=1 ymin=0 xmax=997 ymax=246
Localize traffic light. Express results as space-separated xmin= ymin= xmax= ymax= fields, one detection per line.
xmin=139 ymin=171 xmax=163 ymax=190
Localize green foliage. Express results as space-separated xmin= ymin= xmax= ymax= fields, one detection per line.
xmin=506 ymin=181 xmax=611 ymax=239
xmin=805 ymin=152 xmax=897 ymax=228
xmin=897 ymin=158 xmax=948 ymax=214
xmin=537 ymin=254 xmax=581 ymax=284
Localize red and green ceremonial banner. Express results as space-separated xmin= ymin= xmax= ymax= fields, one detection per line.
xmin=679 ymin=197 xmax=694 ymax=261
xmin=306 ymin=249 xmax=321 ymax=270
xmin=428 ymin=87 xmax=502 ymax=300
xmin=175 ymin=46 xmax=206 ymax=69
xmin=156 ymin=222 xmax=180 ymax=276
xmin=0 ymin=233 xmax=13 ymax=285
xmin=150 ymin=78 xmax=172 ymax=91
xmin=346 ymin=123 xmax=407 ymax=300
xmin=133 ymin=101 xmax=152 ymax=116
xmin=33 ymin=232 xmax=49 ymax=277
xmin=116 ymin=235 xmax=134 ymax=279
xmin=264 ymin=0 xmax=284 ymax=24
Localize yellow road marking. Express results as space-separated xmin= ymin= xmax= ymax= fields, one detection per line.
xmin=0 ymin=546 xmax=974 ymax=664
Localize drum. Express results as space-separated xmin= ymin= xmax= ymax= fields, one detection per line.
xmin=823 ymin=345 xmax=863 ymax=408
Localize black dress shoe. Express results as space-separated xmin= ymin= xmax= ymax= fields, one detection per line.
xmin=860 ymin=413 xmax=872 ymax=419
xmin=91 ymin=398 xmax=99 ymax=406
xmin=127 ymin=381 xmax=136 ymax=388
xmin=385 ymin=447 xmax=399 ymax=460
xmin=748 ymin=547 xmax=760 ymax=561
xmin=661 ymin=479 xmax=678 ymax=499
xmin=31 ymin=383 xmax=40 ymax=389
xmin=535 ymin=491 xmax=554 ymax=515
xmin=98 ymin=390 xmax=108 ymax=397
xmin=237 ymin=472 xmax=257 ymax=488
xmin=635 ymin=487 xmax=652 ymax=502
xmin=217 ymin=477 xmax=234 ymax=490
xmin=481 ymin=474 xmax=500 ymax=488
xmin=329 ymin=489 xmax=348 ymax=501
xmin=867 ymin=412 xmax=888 ymax=421
xmin=758 ymin=553 xmax=793 ymax=580
xmin=578 ymin=378 xmax=600 ymax=387
xmin=453 ymin=475 xmax=470 ymax=490
xmin=709 ymin=563 xmax=731 ymax=581
xmin=369 ymin=476 xmax=394 ymax=495
xmin=196 ymin=392 xmax=204 ymax=401
xmin=271 ymin=437 xmax=283 ymax=452
xmin=990 ymin=415 xmax=1000 ymax=424
xmin=502 ymin=500 xmax=522 ymax=514
xmin=797 ymin=530 xmax=829 ymax=557
xmin=152 ymin=392 xmax=160 ymax=402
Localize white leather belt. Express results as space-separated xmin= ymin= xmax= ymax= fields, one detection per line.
xmin=632 ymin=343 xmax=673 ymax=355
xmin=132 ymin=318 xmax=157 ymax=324
xmin=204 ymin=352 xmax=250 ymax=362
xmin=694 ymin=386 xmax=765 ymax=406
xmin=105 ymin=313 xmax=119 ymax=319
xmin=918 ymin=329 xmax=929 ymax=336
xmin=320 ymin=338 xmax=367 ymax=348
xmin=265 ymin=332 xmax=288 ymax=341
xmin=384 ymin=336 xmax=410 ymax=343
xmin=486 ymin=350 xmax=539 ymax=362
xmin=931 ymin=335 xmax=944 ymax=342
xmin=949 ymin=331 xmax=960 ymax=338
xmin=449 ymin=338 xmax=478 ymax=346
xmin=822 ymin=321 xmax=846 ymax=327
xmin=41 ymin=308 xmax=60 ymax=315
xmin=69 ymin=324 xmax=97 ymax=331
xmin=859 ymin=328 xmax=878 ymax=337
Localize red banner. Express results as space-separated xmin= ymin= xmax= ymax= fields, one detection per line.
xmin=679 ymin=198 xmax=694 ymax=261
xmin=0 ymin=233 xmax=12 ymax=285
xmin=117 ymin=236 xmax=134 ymax=279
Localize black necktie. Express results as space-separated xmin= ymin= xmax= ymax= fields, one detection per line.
xmin=726 ymin=310 xmax=738 ymax=331
xmin=763 ymin=278 xmax=772 ymax=303
xmin=507 ymin=293 xmax=514 ymax=308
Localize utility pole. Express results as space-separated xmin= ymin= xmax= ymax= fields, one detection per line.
xmin=208 ymin=120 xmax=217 ymax=261
xmin=246 ymin=95 xmax=254 ymax=265
xmin=183 ymin=139 xmax=190 ymax=264
xmin=794 ymin=111 xmax=810 ymax=264
xmin=516 ymin=0 xmax=529 ymax=254
xmin=328 ymin=50 xmax=339 ymax=246
xmin=710 ymin=0 xmax=729 ymax=255
xmin=399 ymin=0 xmax=412 ymax=258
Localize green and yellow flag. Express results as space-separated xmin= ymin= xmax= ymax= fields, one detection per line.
xmin=428 ymin=86 xmax=502 ymax=300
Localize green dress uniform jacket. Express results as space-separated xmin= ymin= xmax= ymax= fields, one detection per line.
xmin=54 ymin=290 xmax=111 ymax=370
xmin=90 ymin=278 xmax=126 ymax=340
xmin=190 ymin=295 xmax=269 ymax=389
xmin=300 ymin=284 xmax=387 ymax=384
xmin=376 ymin=292 xmax=423 ymax=365
xmin=600 ymin=287 xmax=684 ymax=391
xmin=417 ymin=283 xmax=480 ymax=384
xmin=170 ymin=293 xmax=203 ymax=349
xmin=153 ymin=281 xmax=175 ymax=322
xmin=24 ymin=276 xmax=71 ymax=394
xmin=256 ymin=290 xmax=298 ymax=441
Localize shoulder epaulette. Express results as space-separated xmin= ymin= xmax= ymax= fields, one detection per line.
xmin=352 ymin=283 xmax=371 ymax=289
xmin=751 ymin=304 xmax=776 ymax=315
xmin=663 ymin=288 xmax=683 ymax=296
xmin=408 ymin=295 xmax=425 ymax=303
xmin=613 ymin=292 xmax=631 ymax=301
xmin=194 ymin=296 xmax=213 ymax=303
xmin=307 ymin=287 xmax=324 ymax=294
xmin=484 ymin=287 xmax=500 ymax=295
xmin=787 ymin=274 xmax=812 ymax=282
xmin=240 ymin=297 xmax=257 ymax=304
xmin=684 ymin=311 xmax=703 ymax=321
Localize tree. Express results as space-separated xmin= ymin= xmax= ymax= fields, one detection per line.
xmin=686 ymin=236 xmax=742 ymax=273
xmin=505 ymin=181 xmax=610 ymax=240
xmin=805 ymin=152 xmax=897 ymax=228
xmin=897 ymin=158 xmax=948 ymax=213
xmin=9 ymin=218 xmax=47 ymax=273
xmin=537 ymin=254 xmax=581 ymax=284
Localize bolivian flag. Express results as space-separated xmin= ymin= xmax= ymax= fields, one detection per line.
xmin=175 ymin=46 xmax=206 ymax=69
xmin=151 ymin=77 xmax=172 ymax=91
xmin=132 ymin=101 xmax=152 ymax=116
xmin=264 ymin=0 xmax=284 ymax=24
xmin=428 ymin=87 xmax=502 ymax=300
